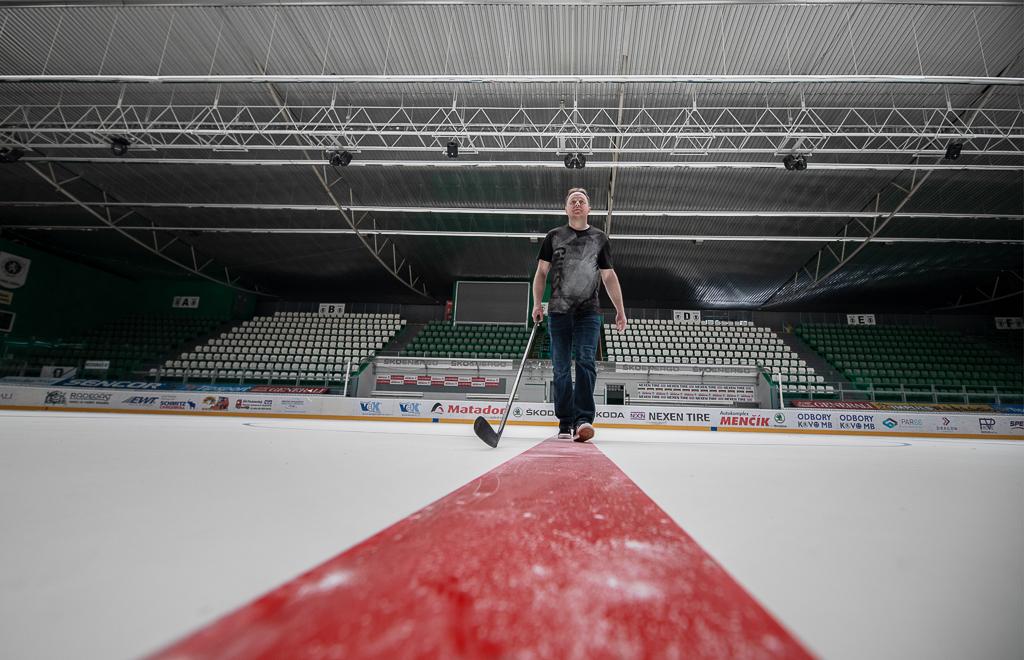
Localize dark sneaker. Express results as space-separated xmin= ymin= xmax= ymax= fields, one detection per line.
xmin=574 ymin=422 xmax=595 ymax=443
xmin=557 ymin=424 xmax=573 ymax=440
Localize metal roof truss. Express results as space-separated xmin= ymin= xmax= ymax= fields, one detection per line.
xmin=3 ymin=101 xmax=1022 ymax=162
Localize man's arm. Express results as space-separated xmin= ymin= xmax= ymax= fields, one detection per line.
xmin=532 ymin=260 xmax=550 ymax=324
xmin=600 ymin=268 xmax=627 ymax=332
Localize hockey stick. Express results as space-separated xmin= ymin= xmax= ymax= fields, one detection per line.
xmin=474 ymin=322 xmax=541 ymax=448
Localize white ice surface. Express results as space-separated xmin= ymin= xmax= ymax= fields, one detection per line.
xmin=0 ymin=411 xmax=1022 ymax=660
xmin=0 ymin=411 xmax=542 ymax=660
xmin=596 ymin=428 xmax=1024 ymax=660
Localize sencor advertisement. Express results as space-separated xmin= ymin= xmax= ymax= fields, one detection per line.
xmin=52 ymin=379 xmax=328 ymax=394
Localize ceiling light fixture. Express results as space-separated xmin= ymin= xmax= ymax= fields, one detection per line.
xmin=329 ymin=150 xmax=353 ymax=167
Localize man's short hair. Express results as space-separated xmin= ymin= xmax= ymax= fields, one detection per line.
xmin=565 ymin=187 xmax=590 ymax=205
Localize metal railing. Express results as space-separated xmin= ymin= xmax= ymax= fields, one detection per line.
xmin=149 ymin=359 xmax=366 ymax=391
xmin=769 ymin=376 xmax=1022 ymax=406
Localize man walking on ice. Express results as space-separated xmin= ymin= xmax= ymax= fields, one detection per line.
xmin=532 ymin=188 xmax=627 ymax=442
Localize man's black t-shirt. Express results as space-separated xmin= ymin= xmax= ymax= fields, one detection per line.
xmin=538 ymin=225 xmax=613 ymax=315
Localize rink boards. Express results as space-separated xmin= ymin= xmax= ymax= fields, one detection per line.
xmin=1 ymin=383 xmax=1020 ymax=439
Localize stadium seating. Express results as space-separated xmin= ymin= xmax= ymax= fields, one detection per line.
xmin=404 ymin=321 xmax=532 ymax=359
xmin=156 ymin=312 xmax=404 ymax=384
xmin=1 ymin=315 xmax=222 ymax=380
xmin=602 ymin=319 xmax=829 ymax=396
xmin=531 ymin=323 xmax=552 ymax=360
xmin=979 ymin=331 xmax=1023 ymax=363
xmin=797 ymin=324 xmax=1023 ymax=401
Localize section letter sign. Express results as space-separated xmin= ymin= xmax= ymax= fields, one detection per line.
xmin=994 ymin=317 xmax=1024 ymax=330
xmin=318 ymin=303 xmax=346 ymax=316
xmin=172 ymin=296 xmax=200 ymax=309
xmin=672 ymin=310 xmax=701 ymax=323
xmin=846 ymin=313 xmax=876 ymax=326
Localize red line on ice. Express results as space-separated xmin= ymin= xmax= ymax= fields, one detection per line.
xmin=152 ymin=438 xmax=812 ymax=659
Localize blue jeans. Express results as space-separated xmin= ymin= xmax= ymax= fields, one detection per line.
xmin=547 ymin=311 xmax=602 ymax=428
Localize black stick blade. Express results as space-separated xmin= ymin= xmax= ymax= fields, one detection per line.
xmin=474 ymin=416 xmax=500 ymax=448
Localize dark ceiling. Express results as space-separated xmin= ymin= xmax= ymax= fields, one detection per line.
xmin=0 ymin=0 xmax=1021 ymax=314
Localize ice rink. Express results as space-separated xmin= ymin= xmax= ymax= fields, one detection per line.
xmin=1 ymin=409 xmax=1022 ymax=659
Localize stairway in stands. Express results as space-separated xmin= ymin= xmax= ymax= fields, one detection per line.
xmin=778 ymin=332 xmax=849 ymax=387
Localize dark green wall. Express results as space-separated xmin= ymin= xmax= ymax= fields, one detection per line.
xmin=135 ymin=279 xmax=256 ymax=321
xmin=0 ymin=239 xmax=139 ymax=339
xmin=0 ymin=239 xmax=255 ymax=339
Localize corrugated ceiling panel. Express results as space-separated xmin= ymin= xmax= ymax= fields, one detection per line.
xmin=0 ymin=8 xmax=62 ymax=73
xmin=3 ymin=3 xmax=1020 ymax=80
xmin=80 ymin=8 xmax=174 ymax=76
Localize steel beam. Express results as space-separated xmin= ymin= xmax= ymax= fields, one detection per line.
xmin=20 ymin=162 xmax=268 ymax=295
xmin=3 ymin=200 xmax=1021 ymax=222
xmin=2 ymin=224 xmax=1019 ymax=244
xmin=2 ymin=1 xmax=1020 ymax=7
xmin=929 ymin=272 xmax=1024 ymax=310
xmin=2 ymin=74 xmax=1022 ymax=86
xmin=760 ymin=82 xmax=1014 ymax=307
xmin=11 ymin=156 xmax=1022 ymax=171
xmin=3 ymin=102 xmax=1021 ymax=159
xmin=259 ymin=83 xmax=434 ymax=300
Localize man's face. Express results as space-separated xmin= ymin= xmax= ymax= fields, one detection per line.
xmin=565 ymin=192 xmax=590 ymax=219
